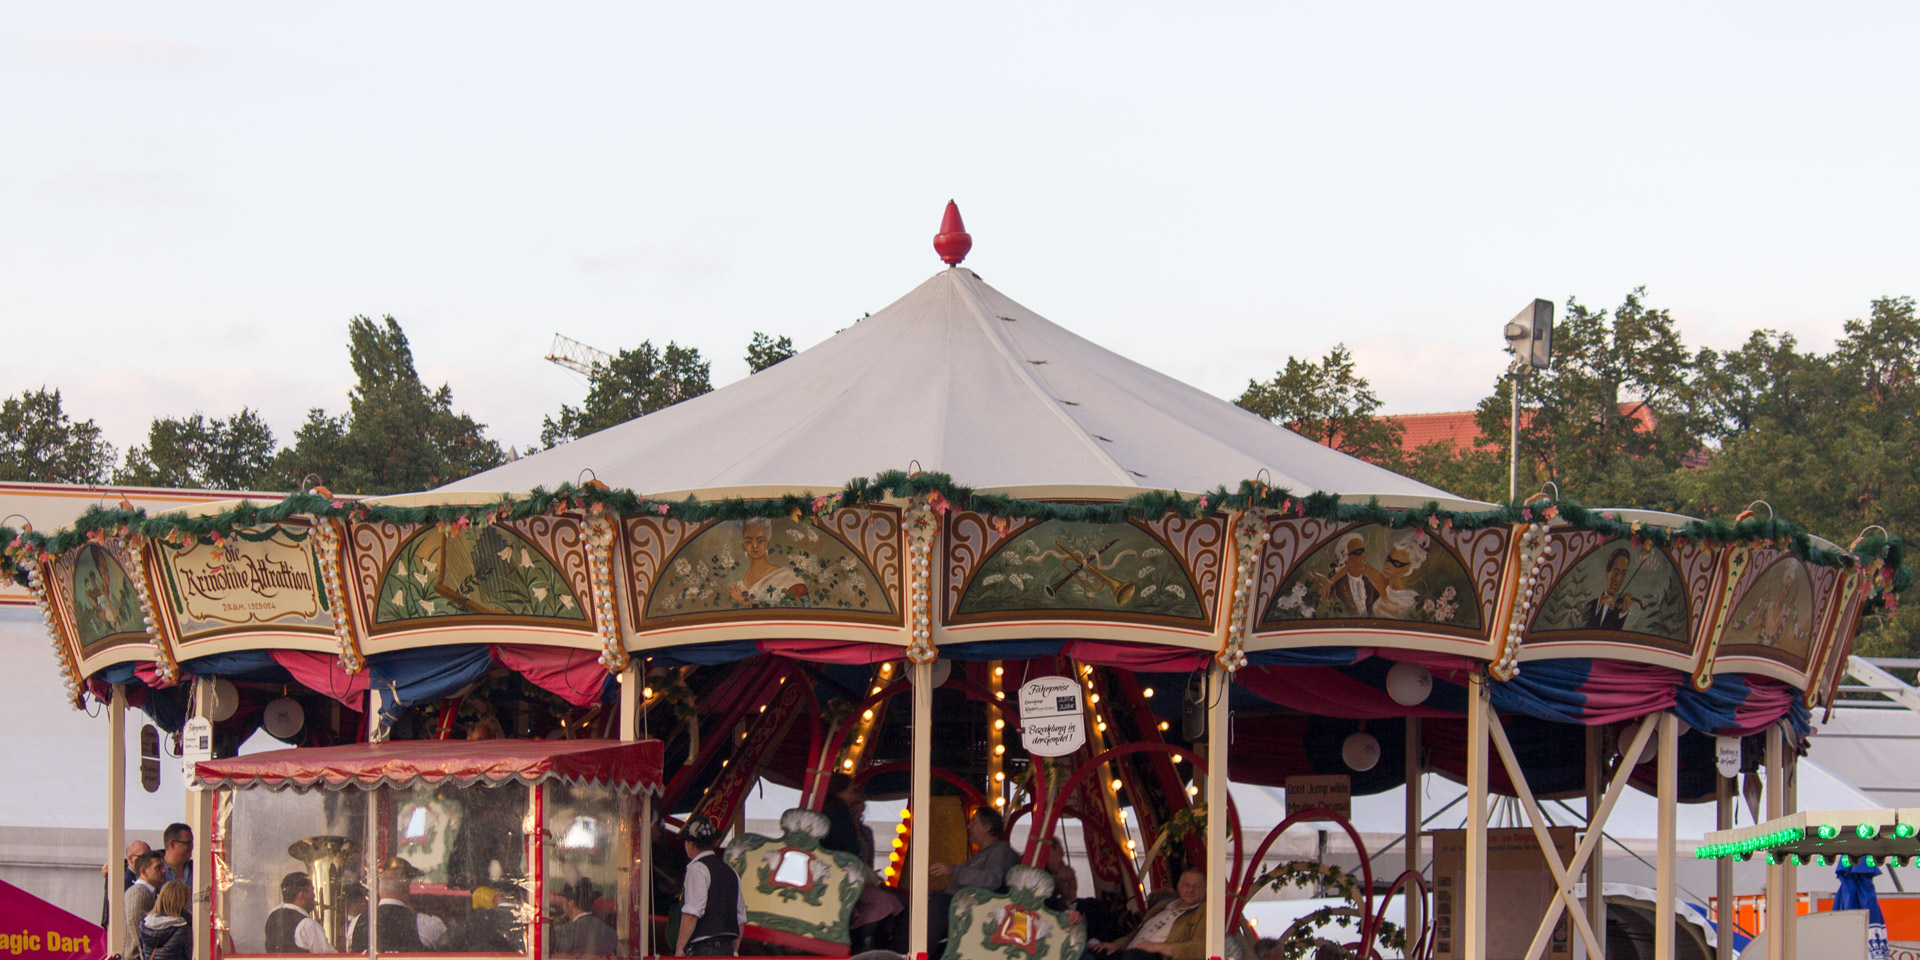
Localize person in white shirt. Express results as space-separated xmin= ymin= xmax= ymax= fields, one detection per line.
xmin=125 ymin=852 xmax=166 ymax=950
xmin=264 ymin=872 xmax=334 ymax=953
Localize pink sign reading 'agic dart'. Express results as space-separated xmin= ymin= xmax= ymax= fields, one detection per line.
xmin=0 ymin=880 xmax=106 ymax=960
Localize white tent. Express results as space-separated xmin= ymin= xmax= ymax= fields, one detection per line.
xmin=443 ymin=267 xmax=1455 ymax=504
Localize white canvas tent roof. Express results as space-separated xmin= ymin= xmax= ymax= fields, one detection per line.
xmin=444 ymin=268 xmax=1459 ymax=504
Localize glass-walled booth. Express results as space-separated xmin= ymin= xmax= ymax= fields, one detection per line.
xmin=197 ymin=739 xmax=663 ymax=960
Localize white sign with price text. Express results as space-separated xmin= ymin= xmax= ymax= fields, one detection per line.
xmin=181 ymin=717 xmax=213 ymax=790
xmin=1018 ymin=676 xmax=1087 ymax=757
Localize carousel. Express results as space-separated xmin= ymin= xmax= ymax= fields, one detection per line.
xmin=2 ymin=203 xmax=1908 ymax=960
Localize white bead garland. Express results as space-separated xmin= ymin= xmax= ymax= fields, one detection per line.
xmin=1493 ymin=521 xmax=1551 ymax=680
xmin=904 ymin=500 xmax=939 ymax=664
xmin=120 ymin=536 xmax=178 ymax=683
xmin=585 ymin=508 xmax=628 ymax=673
xmin=311 ymin=522 xmax=365 ymax=674
xmin=1217 ymin=510 xmax=1270 ymax=672
xmin=25 ymin=554 xmax=85 ymax=707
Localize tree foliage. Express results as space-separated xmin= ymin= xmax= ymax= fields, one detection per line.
xmin=1236 ymin=345 xmax=1407 ymax=465
xmin=275 ymin=316 xmax=501 ymax=494
xmin=0 ymin=388 xmax=115 ymax=484
xmin=118 ymin=409 xmax=277 ymax=490
xmin=539 ymin=340 xmax=712 ymax=448
xmin=745 ymin=332 xmax=796 ymax=373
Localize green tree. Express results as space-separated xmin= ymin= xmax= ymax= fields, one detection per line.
xmin=0 ymin=388 xmax=116 ymax=484
xmin=275 ymin=316 xmax=502 ymax=494
xmin=1473 ymin=288 xmax=1701 ymax=507
xmin=539 ymin=340 xmax=711 ymax=447
xmin=1236 ymin=345 xmax=1408 ymax=466
xmin=745 ymin=332 xmax=796 ymax=373
xmin=118 ymin=409 xmax=278 ymax=490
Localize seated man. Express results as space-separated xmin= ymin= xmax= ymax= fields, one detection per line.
xmin=348 ymin=876 xmax=425 ymax=952
xmin=928 ymin=809 xmax=1019 ymax=949
xmin=444 ymin=884 xmax=525 ymax=953
xmin=551 ymin=879 xmax=616 ymax=958
xmin=1088 ymin=868 xmax=1205 ymax=960
xmin=265 ymin=871 xmax=332 ymax=953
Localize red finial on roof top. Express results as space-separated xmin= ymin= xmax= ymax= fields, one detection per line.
xmin=933 ymin=200 xmax=972 ymax=266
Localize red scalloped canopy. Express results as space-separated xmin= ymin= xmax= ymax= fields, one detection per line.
xmin=196 ymin=738 xmax=664 ymax=793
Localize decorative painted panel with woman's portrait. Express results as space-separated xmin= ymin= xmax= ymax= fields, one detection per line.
xmin=1717 ymin=553 xmax=1821 ymax=666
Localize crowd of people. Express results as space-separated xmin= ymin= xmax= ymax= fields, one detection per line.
xmin=104 ymin=824 xmax=196 ymax=960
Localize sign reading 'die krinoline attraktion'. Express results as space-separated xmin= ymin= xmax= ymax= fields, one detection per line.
xmin=1018 ymin=676 xmax=1087 ymax=757
xmin=162 ymin=528 xmax=333 ymax=640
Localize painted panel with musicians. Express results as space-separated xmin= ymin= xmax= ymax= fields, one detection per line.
xmin=1260 ymin=524 xmax=1481 ymax=630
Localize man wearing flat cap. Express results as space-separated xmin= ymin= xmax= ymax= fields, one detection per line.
xmin=674 ymin=816 xmax=744 ymax=956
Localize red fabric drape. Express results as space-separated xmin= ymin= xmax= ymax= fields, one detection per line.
xmin=268 ymin=650 xmax=368 ymax=709
xmin=492 ymin=644 xmax=608 ymax=707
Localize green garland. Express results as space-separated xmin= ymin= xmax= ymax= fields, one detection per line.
xmin=1 ymin=472 xmax=1908 ymax=612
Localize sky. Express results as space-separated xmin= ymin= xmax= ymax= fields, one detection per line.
xmin=5 ymin=3 xmax=1917 ymax=460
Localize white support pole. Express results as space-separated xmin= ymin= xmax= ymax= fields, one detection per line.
xmin=107 ymin=684 xmax=128 ymax=956
xmin=1655 ymin=712 xmax=1679 ymax=960
xmin=637 ymin=790 xmax=653 ymax=959
xmin=1766 ymin=725 xmax=1785 ymax=960
xmin=366 ymin=783 xmax=381 ymax=958
xmin=1464 ymin=674 xmax=1490 ymax=960
xmin=1404 ymin=716 xmax=1423 ymax=945
xmin=1717 ymin=765 xmax=1734 ymax=960
xmin=1205 ymin=664 xmax=1231 ymax=960
xmin=619 ymin=660 xmax=640 ymax=741
xmin=909 ymin=660 xmax=934 ymax=957
xmin=1585 ymin=724 xmax=1607 ymax=960
xmin=618 ymin=661 xmax=638 ymax=955
xmin=188 ymin=679 xmax=214 ymax=960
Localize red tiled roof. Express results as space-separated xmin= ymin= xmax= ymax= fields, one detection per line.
xmin=1376 ymin=404 xmax=1665 ymax=455
xmin=1390 ymin=411 xmax=1492 ymax=453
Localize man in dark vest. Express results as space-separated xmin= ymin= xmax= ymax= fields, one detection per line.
xmin=674 ymin=816 xmax=743 ymax=956
xmin=265 ymin=872 xmax=331 ymax=953
xmin=348 ymin=876 xmax=425 ymax=952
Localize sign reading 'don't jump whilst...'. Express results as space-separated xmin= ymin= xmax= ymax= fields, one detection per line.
xmin=1018 ymin=676 xmax=1086 ymax=757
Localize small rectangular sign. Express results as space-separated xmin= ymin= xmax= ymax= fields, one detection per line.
xmin=1018 ymin=676 xmax=1086 ymax=757
xmin=181 ymin=717 xmax=213 ymax=788
xmin=1284 ymin=775 xmax=1352 ymax=819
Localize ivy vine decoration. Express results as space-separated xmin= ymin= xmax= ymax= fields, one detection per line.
xmin=1245 ymin=860 xmax=1407 ymax=960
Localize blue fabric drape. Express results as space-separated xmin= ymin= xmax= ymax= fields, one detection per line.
xmin=1486 ymin=658 xmax=1598 ymax=724
xmin=181 ymin=650 xmax=292 ymax=683
xmin=1244 ymin=647 xmax=1367 ymax=667
xmin=645 ymin=639 xmax=763 ymax=666
xmin=939 ymin=640 xmax=1067 ymax=661
xmin=366 ymin=645 xmax=495 ymax=724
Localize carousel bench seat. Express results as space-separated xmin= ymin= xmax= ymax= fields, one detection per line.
xmin=942 ymin=866 xmax=1084 ymax=960
xmin=724 ymin=809 xmax=868 ymax=954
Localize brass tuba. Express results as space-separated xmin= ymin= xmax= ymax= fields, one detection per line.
xmin=288 ymin=836 xmax=361 ymax=949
